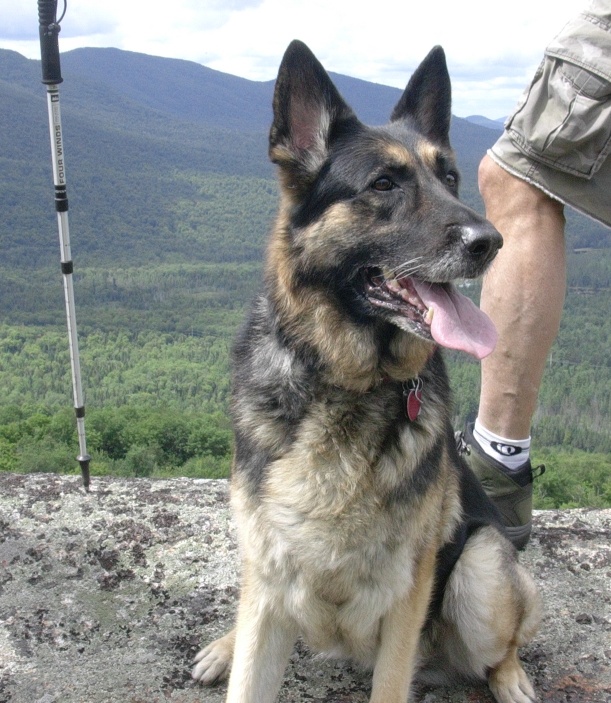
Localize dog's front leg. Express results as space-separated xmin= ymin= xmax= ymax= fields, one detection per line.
xmin=225 ymin=568 xmax=298 ymax=703
xmin=369 ymin=546 xmax=437 ymax=703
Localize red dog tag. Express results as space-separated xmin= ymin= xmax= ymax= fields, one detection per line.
xmin=404 ymin=378 xmax=423 ymax=421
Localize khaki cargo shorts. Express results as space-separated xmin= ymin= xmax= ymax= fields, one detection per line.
xmin=489 ymin=0 xmax=611 ymax=227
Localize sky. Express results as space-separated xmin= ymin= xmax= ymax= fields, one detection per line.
xmin=3 ymin=0 xmax=587 ymax=118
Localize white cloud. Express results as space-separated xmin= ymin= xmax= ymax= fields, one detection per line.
xmin=2 ymin=0 xmax=586 ymax=117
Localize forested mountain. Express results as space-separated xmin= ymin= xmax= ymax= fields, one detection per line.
xmin=1 ymin=47 xmax=608 ymax=268
xmin=0 ymin=47 xmax=609 ymax=507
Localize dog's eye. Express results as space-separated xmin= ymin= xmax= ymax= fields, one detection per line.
xmin=371 ymin=177 xmax=395 ymax=192
xmin=445 ymin=172 xmax=458 ymax=189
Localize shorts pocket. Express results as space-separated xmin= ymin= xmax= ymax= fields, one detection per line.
xmin=505 ymin=6 xmax=611 ymax=179
xmin=505 ymin=56 xmax=611 ymax=179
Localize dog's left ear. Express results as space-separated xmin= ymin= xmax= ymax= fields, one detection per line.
xmin=390 ymin=46 xmax=451 ymax=147
xmin=270 ymin=40 xmax=357 ymax=183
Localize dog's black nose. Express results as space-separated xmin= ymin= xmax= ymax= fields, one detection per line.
xmin=459 ymin=223 xmax=503 ymax=263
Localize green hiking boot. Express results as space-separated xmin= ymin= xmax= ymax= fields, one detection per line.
xmin=457 ymin=423 xmax=545 ymax=550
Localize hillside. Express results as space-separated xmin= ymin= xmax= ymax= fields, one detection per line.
xmin=1 ymin=47 xmax=608 ymax=270
xmin=0 ymin=47 xmax=609 ymax=501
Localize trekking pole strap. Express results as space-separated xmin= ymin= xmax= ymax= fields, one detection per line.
xmin=38 ymin=0 xmax=63 ymax=85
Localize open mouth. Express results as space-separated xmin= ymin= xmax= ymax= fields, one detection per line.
xmin=364 ymin=268 xmax=434 ymax=337
xmin=362 ymin=267 xmax=498 ymax=360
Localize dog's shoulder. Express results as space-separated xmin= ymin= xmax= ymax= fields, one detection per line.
xmin=230 ymin=293 xmax=318 ymax=490
xmin=231 ymin=292 xmax=317 ymax=409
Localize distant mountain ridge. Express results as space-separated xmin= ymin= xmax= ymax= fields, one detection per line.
xmin=61 ymin=47 xmax=277 ymax=131
xmin=0 ymin=46 xmax=499 ymax=141
xmin=0 ymin=46 xmax=608 ymax=271
xmin=465 ymin=115 xmax=505 ymax=131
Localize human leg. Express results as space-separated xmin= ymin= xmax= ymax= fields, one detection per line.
xmin=458 ymin=156 xmax=565 ymax=549
xmin=462 ymin=2 xmax=611 ymax=548
xmin=477 ymin=154 xmax=566 ymax=441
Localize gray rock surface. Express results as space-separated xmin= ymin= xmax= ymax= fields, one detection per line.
xmin=0 ymin=473 xmax=609 ymax=703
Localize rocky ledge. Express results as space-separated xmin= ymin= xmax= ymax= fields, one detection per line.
xmin=0 ymin=473 xmax=609 ymax=703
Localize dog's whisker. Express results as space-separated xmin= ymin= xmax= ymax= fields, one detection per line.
xmin=386 ymin=257 xmax=423 ymax=274
xmin=393 ymin=265 xmax=424 ymax=279
xmin=385 ymin=258 xmax=425 ymax=280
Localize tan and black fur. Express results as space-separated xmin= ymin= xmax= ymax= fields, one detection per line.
xmin=192 ymin=40 xmax=541 ymax=703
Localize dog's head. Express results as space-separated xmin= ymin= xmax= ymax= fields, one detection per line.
xmin=269 ymin=40 xmax=502 ymax=360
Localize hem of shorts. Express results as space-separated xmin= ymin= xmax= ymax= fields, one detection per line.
xmin=486 ymin=149 xmax=611 ymax=229
xmin=506 ymin=128 xmax=604 ymax=180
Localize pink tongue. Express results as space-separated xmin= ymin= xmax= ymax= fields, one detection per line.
xmin=411 ymin=280 xmax=497 ymax=359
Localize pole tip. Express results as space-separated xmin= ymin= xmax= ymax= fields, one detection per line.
xmin=77 ymin=455 xmax=91 ymax=491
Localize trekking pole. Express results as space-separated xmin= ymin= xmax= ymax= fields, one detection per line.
xmin=38 ymin=0 xmax=91 ymax=489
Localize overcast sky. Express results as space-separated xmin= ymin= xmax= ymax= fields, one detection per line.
xmin=4 ymin=0 xmax=586 ymax=118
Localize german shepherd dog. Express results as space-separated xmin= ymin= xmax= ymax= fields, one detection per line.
xmin=192 ymin=40 xmax=541 ymax=703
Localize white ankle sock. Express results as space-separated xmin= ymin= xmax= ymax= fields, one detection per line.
xmin=473 ymin=419 xmax=530 ymax=471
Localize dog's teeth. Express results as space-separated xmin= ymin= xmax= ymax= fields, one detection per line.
xmin=424 ymin=307 xmax=434 ymax=324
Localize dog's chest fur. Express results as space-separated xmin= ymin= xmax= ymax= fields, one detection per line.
xmin=231 ymin=310 xmax=458 ymax=661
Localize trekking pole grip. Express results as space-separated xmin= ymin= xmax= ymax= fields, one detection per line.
xmin=38 ymin=0 xmax=63 ymax=84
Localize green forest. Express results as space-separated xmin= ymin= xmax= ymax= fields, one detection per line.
xmin=1 ymin=166 xmax=611 ymax=511
xmin=1 ymin=248 xmax=610 ymax=510
xmin=1 ymin=47 xmax=610 ymax=509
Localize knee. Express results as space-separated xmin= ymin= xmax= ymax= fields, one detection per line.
xmin=478 ymin=154 xmax=528 ymax=205
xmin=478 ymin=154 xmax=505 ymax=203
xmin=478 ymin=154 xmax=564 ymax=225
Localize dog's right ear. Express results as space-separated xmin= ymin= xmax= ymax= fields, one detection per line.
xmin=269 ymin=40 xmax=356 ymax=185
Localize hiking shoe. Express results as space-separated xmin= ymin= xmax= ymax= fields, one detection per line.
xmin=456 ymin=423 xmax=544 ymax=550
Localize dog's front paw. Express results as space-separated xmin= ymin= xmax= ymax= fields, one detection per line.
xmin=489 ymin=658 xmax=537 ymax=703
xmin=192 ymin=629 xmax=235 ymax=685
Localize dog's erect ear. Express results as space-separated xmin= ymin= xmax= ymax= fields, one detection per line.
xmin=390 ymin=46 xmax=451 ymax=146
xmin=270 ymin=40 xmax=356 ymax=180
